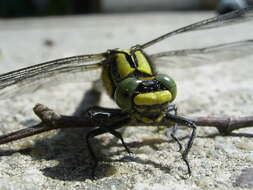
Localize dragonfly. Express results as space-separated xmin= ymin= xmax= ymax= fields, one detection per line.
xmin=0 ymin=7 xmax=253 ymax=178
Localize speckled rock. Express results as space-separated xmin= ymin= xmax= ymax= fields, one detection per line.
xmin=0 ymin=11 xmax=253 ymax=190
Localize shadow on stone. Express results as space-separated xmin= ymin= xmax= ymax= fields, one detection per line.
xmin=27 ymin=88 xmax=103 ymax=181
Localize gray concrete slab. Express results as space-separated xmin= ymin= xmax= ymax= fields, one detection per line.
xmin=0 ymin=11 xmax=253 ymax=189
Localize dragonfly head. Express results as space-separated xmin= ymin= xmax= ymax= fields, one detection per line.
xmin=114 ymin=74 xmax=177 ymax=123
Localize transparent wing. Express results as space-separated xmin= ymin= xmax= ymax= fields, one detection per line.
xmin=141 ymin=6 xmax=253 ymax=49
xmin=0 ymin=53 xmax=107 ymax=98
xmin=150 ymin=39 xmax=253 ymax=68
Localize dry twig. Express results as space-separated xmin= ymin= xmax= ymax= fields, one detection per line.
xmin=0 ymin=103 xmax=253 ymax=145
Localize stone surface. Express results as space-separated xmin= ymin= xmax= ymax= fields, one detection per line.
xmin=0 ymin=11 xmax=253 ymax=190
xmin=234 ymin=168 xmax=253 ymax=187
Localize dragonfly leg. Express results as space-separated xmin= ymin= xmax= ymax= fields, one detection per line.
xmin=86 ymin=128 xmax=104 ymax=178
xmin=85 ymin=107 xmax=131 ymax=178
xmin=170 ymin=126 xmax=183 ymax=152
xmin=165 ymin=112 xmax=196 ymax=176
xmin=167 ymin=105 xmax=182 ymax=152
xmin=87 ymin=106 xmax=131 ymax=154
xmin=86 ymin=124 xmax=130 ymax=178
xmin=105 ymin=128 xmax=132 ymax=154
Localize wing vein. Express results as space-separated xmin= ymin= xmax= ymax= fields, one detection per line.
xmin=141 ymin=6 xmax=253 ymax=49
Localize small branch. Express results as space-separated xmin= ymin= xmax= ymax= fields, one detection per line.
xmin=0 ymin=123 xmax=51 ymax=145
xmin=0 ymin=104 xmax=97 ymax=145
xmin=33 ymin=104 xmax=96 ymax=129
xmin=192 ymin=116 xmax=253 ymax=134
xmin=0 ymin=103 xmax=253 ymax=145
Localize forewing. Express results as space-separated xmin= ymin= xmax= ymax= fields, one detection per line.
xmin=0 ymin=53 xmax=106 ymax=98
xmin=141 ymin=7 xmax=253 ymax=49
xmin=150 ymin=39 xmax=253 ymax=68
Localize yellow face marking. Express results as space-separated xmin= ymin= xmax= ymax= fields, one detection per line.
xmin=132 ymin=113 xmax=164 ymax=124
xmin=132 ymin=113 xmax=153 ymax=123
xmin=154 ymin=114 xmax=164 ymax=123
xmin=136 ymin=108 xmax=160 ymax=113
xmin=138 ymin=76 xmax=155 ymax=80
xmin=136 ymin=108 xmax=145 ymax=112
xmin=116 ymin=52 xmax=135 ymax=78
xmin=134 ymin=50 xmax=153 ymax=75
xmin=134 ymin=90 xmax=172 ymax=106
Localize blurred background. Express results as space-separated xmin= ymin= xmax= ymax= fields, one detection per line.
xmin=0 ymin=0 xmax=252 ymax=18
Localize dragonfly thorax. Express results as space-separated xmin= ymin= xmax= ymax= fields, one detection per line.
xmin=102 ymin=47 xmax=177 ymax=124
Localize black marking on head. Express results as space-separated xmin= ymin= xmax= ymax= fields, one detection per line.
xmin=136 ymin=79 xmax=167 ymax=93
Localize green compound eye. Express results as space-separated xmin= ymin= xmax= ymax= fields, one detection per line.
xmin=114 ymin=78 xmax=142 ymax=111
xmin=155 ymin=74 xmax=177 ymax=102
